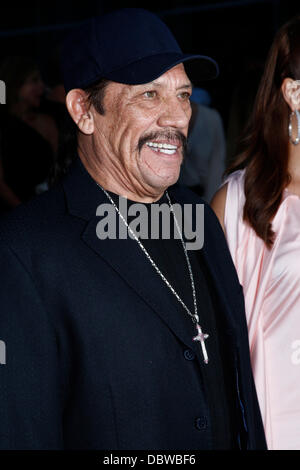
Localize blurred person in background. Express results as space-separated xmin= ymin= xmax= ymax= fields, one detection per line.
xmin=0 ymin=144 xmax=21 ymax=210
xmin=39 ymin=45 xmax=67 ymax=118
xmin=0 ymin=56 xmax=58 ymax=211
xmin=179 ymin=87 xmax=226 ymax=201
xmin=211 ymin=16 xmax=300 ymax=450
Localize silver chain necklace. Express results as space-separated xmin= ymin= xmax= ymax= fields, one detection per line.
xmin=96 ymin=184 xmax=209 ymax=364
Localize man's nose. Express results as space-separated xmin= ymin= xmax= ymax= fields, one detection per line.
xmin=157 ymin=98 xmax=191 ymax=129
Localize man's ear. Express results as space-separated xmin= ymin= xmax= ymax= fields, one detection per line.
xmin=66 ymin=89 xmax=94 ymax=135
xmin=281 ymin=78 xmax=300 ymax=111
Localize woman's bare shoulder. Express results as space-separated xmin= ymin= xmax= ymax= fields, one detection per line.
xmin=210 ymin=183 xmax=228 ymax=231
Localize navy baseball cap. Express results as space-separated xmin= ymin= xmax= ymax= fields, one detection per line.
xmin=61 ymin=8 xmax=219 ymax=93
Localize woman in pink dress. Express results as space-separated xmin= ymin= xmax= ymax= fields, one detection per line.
xmin=211 ymin=16 xmax=300 ymax=450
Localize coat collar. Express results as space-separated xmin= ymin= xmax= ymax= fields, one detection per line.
xmin=63 ymin=156 xmax=199 ymax=351
xmin=63 ymin=156 xmax=239 ymax=353
xmin=63 ymin=155 xmax=105 ymax=221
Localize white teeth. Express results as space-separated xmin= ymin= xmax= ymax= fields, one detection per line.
xmin=159 ymin=148 xmax=176 ymax=155
xmin=146 ymin=141 xmax=178 ymax=150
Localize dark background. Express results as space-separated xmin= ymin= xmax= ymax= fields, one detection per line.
xmin=1 ymin=0 xmax=300 ymax=152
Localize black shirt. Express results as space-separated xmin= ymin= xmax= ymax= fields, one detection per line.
xmin=108 ymin=190 xmax=238 ymax=449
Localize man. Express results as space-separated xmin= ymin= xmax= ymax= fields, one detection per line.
xmin=0 ymin=9 xmax=266 ymax=449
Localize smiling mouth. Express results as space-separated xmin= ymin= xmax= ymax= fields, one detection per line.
xmin=145 ymin=141 xmax=179 ymax=155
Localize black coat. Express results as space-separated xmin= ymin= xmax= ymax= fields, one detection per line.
xmin=0 ymin=157 xmax=267 ymax=450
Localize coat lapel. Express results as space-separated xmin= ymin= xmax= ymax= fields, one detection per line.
xmin=83 ymin=218 xmax=198 ymax=349
xmin=63 ymin=157 xmax=199 ymax=352
xmin=63 ymin=157 xmax=242 ymax=353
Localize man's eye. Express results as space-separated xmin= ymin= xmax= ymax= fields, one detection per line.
xmin=178 ymin=92 xmax=191 ymax=100
xmin=143 ymin=91 xmax=157 ymax=99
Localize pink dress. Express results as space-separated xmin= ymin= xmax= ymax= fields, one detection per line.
xmin=223 ymin=169 xmax=300 ymax=450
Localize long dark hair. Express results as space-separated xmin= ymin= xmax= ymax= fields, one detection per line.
xmin=227 ymin=16 xmax=300 ymax=248
xmin=49 ymin=78 xmax=110 ymax=185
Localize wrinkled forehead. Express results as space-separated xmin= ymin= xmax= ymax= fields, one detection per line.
xmin=97 ymin=63 xmax=192 ymax=113
xmin=137 ymin=63 xmax=192 ymax=87
xmin=148 ymin=63 xmax=192 ymax=86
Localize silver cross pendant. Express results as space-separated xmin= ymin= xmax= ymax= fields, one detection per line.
xmin=193 ymin=324 xmax=209 ymax=364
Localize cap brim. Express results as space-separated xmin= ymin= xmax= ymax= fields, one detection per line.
xmin=101 ymin=52 xmax=219 ymax=85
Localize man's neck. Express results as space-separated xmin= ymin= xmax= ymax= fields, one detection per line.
xmin=78 ymin=151 xmax=165 ymax=203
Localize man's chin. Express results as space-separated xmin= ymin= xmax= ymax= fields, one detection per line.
xmin=143 ymin=169 xmax=181 ymax=192
xmin=138 ymin=146 xmax=182 ymax=190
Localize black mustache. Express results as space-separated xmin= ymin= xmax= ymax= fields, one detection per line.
xmin=137 ymin=130 xmax=187 ymax=154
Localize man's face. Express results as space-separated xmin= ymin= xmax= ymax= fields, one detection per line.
xmin=91 ymin=63 xmax=192 ymax=198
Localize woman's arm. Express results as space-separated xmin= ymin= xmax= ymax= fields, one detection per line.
xmin=210 ymin=183 xmax=228 ymax=232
